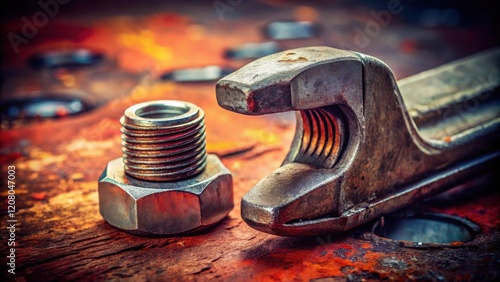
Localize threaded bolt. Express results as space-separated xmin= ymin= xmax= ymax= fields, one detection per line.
xmin=120 ymin=100 xmax=207 ymax=181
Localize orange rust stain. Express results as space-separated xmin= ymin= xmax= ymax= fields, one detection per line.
xmin=450 ymin=241 xmax=464 ymax=247
xmin=361 ymin=242 xmax=372 ymax=249
xmin=55 ymin=106 xmax=69 ymax=117
xmin=337 ymin=243 xmax=354 ymax=251
xmin=242 ymin=239 xmax=387 ymax=281
xmin=32 ymin=192 xmax=48 ymax=200
xmin=428 ymin=189 xmax=500 ymax=231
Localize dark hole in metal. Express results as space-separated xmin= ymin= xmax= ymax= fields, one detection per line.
xmin=1 ymin=95 xmax=92 ymax=123
xmin=374 ymin=213 xmax=479 ymax=244
xmin=160 ymin=66 xmax=234 ymax=83
xmin=263 ymin=21 xmax=321 ymax=40
xmin=28 ymin=49 xmax=105 ymax=69
xmin=224 ymin=42 xmax=281 ymax=59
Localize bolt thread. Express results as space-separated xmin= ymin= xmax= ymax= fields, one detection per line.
xmin=120 ymin=100 xmax=207 ymax=181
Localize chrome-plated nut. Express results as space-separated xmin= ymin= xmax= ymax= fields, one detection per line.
xmin=98 ymin=100 xmax=233 ymax=235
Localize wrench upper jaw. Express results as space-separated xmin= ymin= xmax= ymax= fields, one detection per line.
xmin=241 ymin=162 xmax=342 ymax=235
xmin=215 ymin=81 xmax=293 ymax=115
xmin=216 ymin=46 xmax=362 ymax=115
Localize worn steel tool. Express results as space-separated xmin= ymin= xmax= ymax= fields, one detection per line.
xmin=216 ymin=46 xmax=500 ymax=236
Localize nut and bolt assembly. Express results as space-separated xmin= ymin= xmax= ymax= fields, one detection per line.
xmin=98 ymin=100 xmax=233 ymax=235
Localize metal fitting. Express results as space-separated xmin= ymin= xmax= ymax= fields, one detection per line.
xmin=98 ymin=100 xmax=233 ymax=235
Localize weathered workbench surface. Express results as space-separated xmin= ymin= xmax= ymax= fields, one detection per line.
xmin=1 ymin=2 xmax=499 ymax=281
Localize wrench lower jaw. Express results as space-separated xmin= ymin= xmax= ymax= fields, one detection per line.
xmin=240 ymin=163 xmax=340 ymax=235
xmin=240 ymin=201 xmax=298 ymax=236
xmin=240 ymin=210 xmax=278 ymax=235
xmin=246 ymin=151 xmax=500 ymax=236
xmin=241 ymin=214 xmax=349 ymax=237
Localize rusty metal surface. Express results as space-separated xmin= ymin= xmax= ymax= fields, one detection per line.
xmin=1 ymin=1 xmax=499 ymax=281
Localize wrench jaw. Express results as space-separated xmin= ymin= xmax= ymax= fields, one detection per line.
xmin=216 ymin=46 xmax=362 ymax=115
xmin=241 ymin=163 xmax=342 ymax=236
xmin=215 ymin=82 xmax=293 ymax=115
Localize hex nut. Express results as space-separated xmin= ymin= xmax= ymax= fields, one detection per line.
xmin=98 ymin=100 xmax=233 ymax=235
xmin=98 ymin=154 xmax=233 ymax=235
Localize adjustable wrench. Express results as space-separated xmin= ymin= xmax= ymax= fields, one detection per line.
xmin=216 ymin=46 xmax=500 ymax=236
